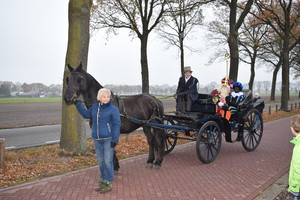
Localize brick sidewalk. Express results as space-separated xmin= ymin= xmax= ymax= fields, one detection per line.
xmin=0 ymin=117 xmax=294 ymax=200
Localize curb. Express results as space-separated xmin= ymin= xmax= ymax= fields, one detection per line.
xmin=253 ymin=171 xmax=289 ymax=200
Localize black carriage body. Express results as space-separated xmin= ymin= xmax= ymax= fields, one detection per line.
xmin=164 ymin=93 xmax=226 ymax=134
xmin=129 ymin=91 xmax=265 ymax=164
xmin=163 ymin=91 xmax=264 ymax=163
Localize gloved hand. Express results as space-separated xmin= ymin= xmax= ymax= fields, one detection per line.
xmin=218 ymin=102 xmax=224 ymax=107
xmin=110 ymin=142 xmax=117 ymax=148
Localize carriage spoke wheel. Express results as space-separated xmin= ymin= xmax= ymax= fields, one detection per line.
xmin=164 ymin=119 xmax=178 ymax=154
xmin=196 ymin=121 xmax=222 ymax=164
xmin=242 ymin=109 xmax=263 ymax=152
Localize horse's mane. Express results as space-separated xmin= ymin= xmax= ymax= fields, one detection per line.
xmin=75 ymin=67 xmax=119 ymax=101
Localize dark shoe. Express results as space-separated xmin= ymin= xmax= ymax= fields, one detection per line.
xmin=95 ymin=180 xmax=104 ymax=192
xmin=99 ymin=180 xmax=112 ymax=194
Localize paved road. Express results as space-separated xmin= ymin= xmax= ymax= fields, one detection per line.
xmin=1 ymin=98 xmax=299 ymax=129
xmin=0 ymin=99 xmax=175 ymax=150
xmin=0 ymin=123 xmax=91 ymax=150
xmin=0 ymin=102 xmax=61 ymax=129
xmin=0 ymin=98 xmax=299 ymax=150
xmin=0 ymin=117 xmax=294 ymax=199
xmin=0 ymin=99 xmax=175 ymax=129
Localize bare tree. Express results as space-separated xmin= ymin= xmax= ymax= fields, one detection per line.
xmin=60 ymin=0 xmax=92 ymax=153
xmin=254 ymin=0 xmax=300 ymax=111
xmin=239 ymin=17 xmax=270 ymax=91
xmin=223 ymin=0 xmax=254 ymax=82
xmin=290 ymin=44 xmax=300 ymax=78
xmin=205 ymin=0 xmax=254 ymax=81
xmin=158 ymin=0 xmax=212 ymax=74
xmin=255 ymin=80 xmax=262 ymax=94
xmin=92 ymin=0 xmax=166 ymax=93
xmin=205 ymin=6 xmax=229 ymax=64
xmin=256 ymin=30 xmax=282 ymax=101
xmin=262 ymin=80 xmax=270 ymax=94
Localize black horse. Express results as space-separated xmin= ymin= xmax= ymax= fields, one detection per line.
xmin=63 ymin=63 xmax=165 ymax=169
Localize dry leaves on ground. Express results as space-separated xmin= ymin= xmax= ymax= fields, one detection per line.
xmin=0 ymin=108 xmax=299 ymax=188
xmin=0 ymin=133 xmax=148 ymax=188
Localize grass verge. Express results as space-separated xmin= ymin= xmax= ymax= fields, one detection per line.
xmin=1 ymin=109 xmax=300 ymax=189
xmin=0 ymin=97 xmax=62 ymax=104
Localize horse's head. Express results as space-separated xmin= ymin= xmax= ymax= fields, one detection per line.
xmin=63 ymin=63 xmax=88 ymax=105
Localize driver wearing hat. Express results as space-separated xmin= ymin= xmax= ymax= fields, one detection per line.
xmin=176 ymin=66 xmax=199 ymax=113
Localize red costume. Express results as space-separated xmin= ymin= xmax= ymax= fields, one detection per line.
xmin=211 ymin=77 xmax=231 ymax=116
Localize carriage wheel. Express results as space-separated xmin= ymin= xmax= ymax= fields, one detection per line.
xmin=242 ymin=109 xmax=263 ymax=152
xmin=196 ymin=121 xmax=222 ymax=164
xmin=164 ymin=119 xmax=178 ymax=154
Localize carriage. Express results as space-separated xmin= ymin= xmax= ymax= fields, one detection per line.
xmin=128 ymin=90 xmax=264 ymax=164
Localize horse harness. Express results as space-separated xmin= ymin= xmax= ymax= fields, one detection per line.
xmin=111 ymin=95 xmax=127 ymax=118
xmin=112 ymin=95 xmax=163 ymax=126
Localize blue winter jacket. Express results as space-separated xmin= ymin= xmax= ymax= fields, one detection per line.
xmin=75 ymin=101 xmax=121 ymax=143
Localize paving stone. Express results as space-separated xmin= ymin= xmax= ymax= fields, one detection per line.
xmin=0 ymin=117 xmax=294 ymax=200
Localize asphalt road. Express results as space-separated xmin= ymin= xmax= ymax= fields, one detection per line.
xmin=0 ymin=102 xmax=61 ymax=129
xmin=0 ymin=99 xmax=175 ymax=150
xmin=0 ymin=98 xmax=299 ymax=150
xmin=0 ymin=123 xmax=91 ymax=150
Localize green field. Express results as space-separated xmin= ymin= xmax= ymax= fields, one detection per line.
xmin=0 ymin=97 xmax=62 ymax=103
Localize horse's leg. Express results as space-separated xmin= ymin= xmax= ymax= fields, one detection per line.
xmin=151 ymin=119 xmax=165 ymax=169
xmin=153 ymin=125 xmax=165 ymax=169
xmin=143 ymin=126 xmax=155 ymax=168
xmin=113 ymin=150 xmax=120 ymax=173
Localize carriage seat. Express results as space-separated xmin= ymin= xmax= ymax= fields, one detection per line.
xmin=190 ymin=93 xmax=216 ymax=114
xmin=237 ymin=90 xmax=253 ymax=112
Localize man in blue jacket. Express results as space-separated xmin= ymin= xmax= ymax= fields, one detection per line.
xmin=75 ymin=88 xmax=120 ymax=194
xmin=176 ymin=66 xmax=199 ymax=113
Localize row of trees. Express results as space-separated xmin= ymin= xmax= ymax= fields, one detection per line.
xmin=1 ymin=80 xmax=299 ymax=97
xmin=207 ymin=0 xmax=300 ymax=111
xmin=107 ymin=81 xmax=300 ymax=96
xmin=90 ymin=0 xmax=300 ymax=111
xmin=60 ymin=0 xmax=299 ymax=153
xmin=0 ymin=81 xmax=62 ymax=97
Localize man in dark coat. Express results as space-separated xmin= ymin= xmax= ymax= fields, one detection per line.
xmin=176 ymin=66 xmax=199 ymax=112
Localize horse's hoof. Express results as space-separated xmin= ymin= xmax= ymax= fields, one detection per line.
xmin=153 ymin=165 xmax=161 ymax=170
xmin=145 ymin=163 xmax=154 ymax=169
xmin=114 ymin=170 xmax=119 ymax=175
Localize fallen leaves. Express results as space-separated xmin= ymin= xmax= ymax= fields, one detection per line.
xmin=0 ymin=108 xmax=299 ymax=188
xmin=263 ymin=108 xmax=300 ymax=122
xmin=0 ymin=132 xmax=149 ymax=188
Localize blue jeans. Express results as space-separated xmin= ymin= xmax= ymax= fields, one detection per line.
xmin=93 ymin=138 xmax=114 ymax=182
xmin=290 ymin=192 xmax=300 ymax=200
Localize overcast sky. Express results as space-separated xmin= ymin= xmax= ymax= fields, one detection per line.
xmin=0 ymin=0 xmax=281 ymax=87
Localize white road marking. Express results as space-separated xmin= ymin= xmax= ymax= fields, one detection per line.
xmin=45 ymin=140 xmax=60 ymax=144
xmin=5 ymin=146 xmax=16 ymax=150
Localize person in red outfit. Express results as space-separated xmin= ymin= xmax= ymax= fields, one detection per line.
xmin=211 ymin=77 xmax=231 ymax=116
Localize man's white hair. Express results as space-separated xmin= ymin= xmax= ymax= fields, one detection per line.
xmin=97 ymin=88 xmax=111 ymax=99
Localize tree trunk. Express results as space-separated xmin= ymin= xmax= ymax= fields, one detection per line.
xmin=248 ymin=52 xmax=257 ymax=91
xmin=270 ymin=61 xmax=281 ymax=101
xmin=281 ymin=48 xmax=290 ymax=111
xmin=140 ymin=34 xmax=150 ymax=94
xmin=280 ymin=7 xmax=291 ymax=112
xmin=60 ymin=0 xmax=92 ymax=153
xmin=228 ymin=0 xmax=239 ymax=82
xmin=180 ymin=33 xmax=184 ymax=76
